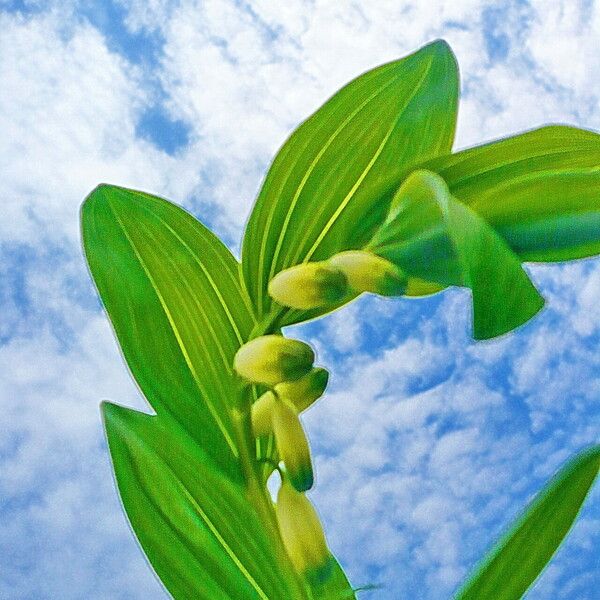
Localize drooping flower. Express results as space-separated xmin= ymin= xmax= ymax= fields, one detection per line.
xmin=250 ymin=390 xmax=277 ymax=437
xmin=328 ymin=250 xmax=406 ymax=296
xmin=275 ymin=367 xmax=329 ymax=413
xmin=269 ymin=262 xmax=349 ymax=309
xmin=276 ymin=478 xmax=333 ymax=583
xmin=233 ymin=335 xmax=314 ymax=386
xmin=272 ymin=398 xmax=314 ymax=492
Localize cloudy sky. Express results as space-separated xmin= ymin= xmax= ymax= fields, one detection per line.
xmin=1 ymin=0 xmax=599 ymax=598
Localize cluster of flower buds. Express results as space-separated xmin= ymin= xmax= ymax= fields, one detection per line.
xmin=233 ymin=334 xmax=326 ymax=491
xmin=233 ymin=334 xmax=333 ymax=579
xmin=268 ymin=249 xmax=407 ymax=310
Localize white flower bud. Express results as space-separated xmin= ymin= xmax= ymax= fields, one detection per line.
xmin=250 ymin=391 xmax=277 ymax=437
xmin=233 ymin=335 xmax=314 ymax=386
xmin=276 ymin=479 xmax=333 ymax=582
xmin=268 ymin=262 xmax=349 ymax=309
xmin=328 ymin=250 xmax=406 ymax=296
xmin=272 ymin=399 xmax=313 ymax=492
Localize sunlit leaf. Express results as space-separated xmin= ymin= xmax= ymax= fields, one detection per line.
xmin=82 ymin=185 xmax=311 ymax=598
xmin=455 ymin=445 xmax=600 ymax=600
xmin=423 ymin=126 xmax=600 ymax=262
xmin=242 ymin=40 xmax=459 ymax=329
xmin=82 ymin=184 xmax=256 ymax=478
xmin=103 ymin=402 xmax=306 ymax=600
xmin=368 ymin=171 xmax=544 ymax=339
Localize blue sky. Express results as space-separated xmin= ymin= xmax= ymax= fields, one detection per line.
xmin=1 ymin=1 xmax=599 ymax=598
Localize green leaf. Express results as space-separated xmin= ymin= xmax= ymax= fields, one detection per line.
xmin=82 ymin=184 xmax=256 ymax=479
xmin=368 ymin=171 xmax=544 ymax=339
xmin=423 ymin=125 xmax=600 ymax=262
xmin=82 ymin=185 xmax=352 ymax=599
xmin=455 ymin=445 xmax=600 ymax=600
xmin=242 ymin=39 xmax=459 ymax=328
xmin=103 ymin=402 xmax=306 ymax=600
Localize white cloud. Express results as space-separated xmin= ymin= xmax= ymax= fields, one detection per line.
xmin=322 ymin=302 xmax=363 ymax=353
xmin=527 ymin=1 xmax=600 ymax=106
xmin=0 ymin=314 xmax=165 ymax=598
xmin=0 ymin=9 xmax=198 ymax=248
xmin=2 ymin=1 xmax=600 ymax=598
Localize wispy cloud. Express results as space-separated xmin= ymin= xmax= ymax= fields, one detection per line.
xmin=1 ymin=1 xmax=599 ymax=598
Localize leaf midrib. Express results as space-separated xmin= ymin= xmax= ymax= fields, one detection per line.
xmin=133 ymin=217 xmax=235 ymax=404
xmin=300 ymin=53 xmax=436 ymax=265
xmin=121 ymin=437 xmax=271 ymax=600
xmin=265 ymin=70 xmax=405 ymax=289
xmin=129 ymin=188 xmax=256 ymax=334
xmin=255 ymin=64 xmax=401 ymax=315
xmin=442 ymin=146 xmax=600 ymax=199
xmin=144 ymin=203 xmax=252 ymax=344
xmin=107 ymin=200 xmax=239 ymax=458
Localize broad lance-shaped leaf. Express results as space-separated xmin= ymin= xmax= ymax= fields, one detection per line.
xmin=422 ymin=125 xmax=600 ymax=262
xmin=82 ymin=184 xmax=256 ymax=480
xmin=83 ymin=185 xmax=355 ymax=599
xmin=455 ymin=445 xmax=600 ymax=600
xmin=368 ymin=171 xmax=544 ymax=340
xmin=103 ymin=402 xmax=307 ymax=600
xmin=242 ymin=39 xmax=459 ymax=326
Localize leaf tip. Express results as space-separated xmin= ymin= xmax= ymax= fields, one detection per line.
xmin=82 ymin=182 xmax=111 ymax=205
xmin=425 ymin=38 xmax=453 ymax=55
xmin=100 ymin=400 xmax=127 ymax=432
xmin=423 ymin=38 xmax=458 ymax=72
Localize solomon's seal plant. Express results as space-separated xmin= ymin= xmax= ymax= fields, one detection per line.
xmin=82 ymin=40 xmax=600 ymax=599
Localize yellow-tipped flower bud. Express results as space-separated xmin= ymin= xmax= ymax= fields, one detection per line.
xmin=328 ymin=250 xmax=407 ymax=297
xmin=250 ymin=390 xmax=277 ymax=437
xmin=268 ymin=262 xmax=348 ymax=309
xmin=275 ymin=367 xmax=329 ymax=413
xmin=276 ymin=479 xmax=333 ymax=583
xmin=233 ymin=335 xmax=314 ymax=386
xmin=272 ymin=399 xmax=314 ymax=492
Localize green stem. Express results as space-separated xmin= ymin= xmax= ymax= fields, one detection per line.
xmin=249 ymin=306 xmax=288 ymax=339
xmin=232 ymin=370 xmax=308 ymax=598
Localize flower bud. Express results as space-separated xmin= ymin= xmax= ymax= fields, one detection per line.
xmin=275 ymin=367 xmax=329 ymax=413
xmin=250 ymin=391 xmax=277 ymax=437
xmin=276 ymin=479 xmax=333 ymax=583
xmin=268 ymin=262 xmax=349 ymax=309
xmin=233 ymin=335 xmax=314 ymax=386
xmin=328 ymin=250 xmax=406 ymax=296
xmin=272 ymin=399 xmax=314 ymax=492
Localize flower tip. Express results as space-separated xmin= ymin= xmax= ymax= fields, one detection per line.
xmin=288 ymin=463 xmax=314 ymax=493
xmin=275 ymin=366 xmax=329 ymax=413
xmin=276 ymin=480 xmax=331 ymax=577
xmin=305 ymin=555 xmax=336 ymax=587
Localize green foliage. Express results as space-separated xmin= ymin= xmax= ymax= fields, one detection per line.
xmin=368 ymin=170 xmax=544 ymax=339
xmin=242 ymin=40 xmax=459 ymax=328
xmin=455 ymin=445 xmax=600 ymax=600
xmin=102 ymin=402 xmax=305 ymax=600
xmin=423 ymin=126 xmax=600 ymax=261
xmin=81 ymin=40 xmax=600 ymax=600
xmin=81 ymin=184 xmax=256 ymax=478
